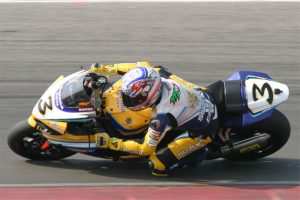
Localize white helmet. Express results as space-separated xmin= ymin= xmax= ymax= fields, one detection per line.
xmin=121 ymin=67 xmax=162 ymax=111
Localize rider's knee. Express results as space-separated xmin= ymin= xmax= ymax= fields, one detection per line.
xmin=148 ymin=136 xmax=212 ymax=176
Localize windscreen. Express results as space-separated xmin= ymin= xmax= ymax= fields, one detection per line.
xmin=61 ymin=72 xmax=91 ymax=108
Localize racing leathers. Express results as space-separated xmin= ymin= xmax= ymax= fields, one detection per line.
xmin=93 ymin=62 xmax=218 ymax=176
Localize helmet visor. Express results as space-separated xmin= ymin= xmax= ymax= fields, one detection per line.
xmin=121 ymin=91 xmax=148 ymax=109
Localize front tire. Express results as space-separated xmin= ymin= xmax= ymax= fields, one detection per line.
xmin=225 ymin=110 xmax=290 ymax=160
xmin=8 ymin=120 xmax=76 ymax=160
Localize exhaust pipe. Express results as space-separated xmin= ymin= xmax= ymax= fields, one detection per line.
xmin=220 ymin=133 xmax=271 ymax=158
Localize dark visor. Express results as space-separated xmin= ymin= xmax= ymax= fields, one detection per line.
xmin=121 ymin=92 xmax=148 ymax=108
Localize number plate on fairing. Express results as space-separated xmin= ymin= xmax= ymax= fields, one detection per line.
xmin=245 ymin=78 xmax=289 ymax=114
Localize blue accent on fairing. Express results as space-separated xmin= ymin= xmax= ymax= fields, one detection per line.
xmin=227 ymin=71 xmax=272 ymax=81
xmin=225 ymin=71 xmax=275 ymax=127
xmin=46 ymin=137 xmax=89 ymax=144
xmin=53 ymin=71 xmax=95 ymax=114
xmin=242 ymin=109 xmax=274 ymax=126
xmin=66 ymin=147 xmax=95 ymax=151
xmin=47 ymin=137 xmax=96 ymax=151
xmin=45 ymin=118 xmax=93 ymax=122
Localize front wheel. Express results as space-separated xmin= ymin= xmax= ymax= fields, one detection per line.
xmin=8 ymin=120 xmax=76 ymax=160
xmin=225 ymin=110 xmax=290 ymax=160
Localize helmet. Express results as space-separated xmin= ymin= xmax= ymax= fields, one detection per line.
xmin=121 ymin=67 xmax=162 ymax=111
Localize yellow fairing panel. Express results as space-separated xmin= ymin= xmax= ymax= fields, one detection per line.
xmin=28 ymin=115 xmax=37 ymax=128
xmin=168 ymin=137 xmax=212 ymax=160
xmin=103 ymin=80 xmax=152 ymax=135
xmin=40 ymin=119 xmax=67 ymax=134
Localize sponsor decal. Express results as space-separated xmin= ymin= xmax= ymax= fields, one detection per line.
xmin=78 ymin=107 xmax=94 ymax=112
xmin=79 ymin=102 xmax=91 ymax=107
xmin=116 ymin=92 xmax=125 ymax=112
xmin=177 ymin=137 xmax=211 ymax=159
xmin=252 ymin=83 xmax=273 ymax=104
xmin=78 ymin=101 xmax=94 ymax=112
xmin=107 ymin=68 xmax=116 ymax=73
xmin=197 ymin=92 xmax=215 ymax=123
xmin=110 ymin=141 xmax=119 ymax=150
xmin=170 ymin=83 xmax=181 ymax=105
xmin=240 ymin=144 xmax=261 ymax=154
xmin=45 ymin=121 xmax=65 ymax=133
xmin=187 ymin=90 xmax=199 ymax=109
xmin=121 ymin=148 xmax=144 ymax=155
xmin=38 ymin=96 xmax=53 ymax=115
xmin=55 ymin=86 xmax=64 ymax=110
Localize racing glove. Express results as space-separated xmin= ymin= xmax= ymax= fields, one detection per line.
xmin=90 ymin=63 xmax=116 ymax=74
xmin=90 ymin=62 xmax=152 ymax=75
xmin=95 ymin=133 xmax=122 ymax=151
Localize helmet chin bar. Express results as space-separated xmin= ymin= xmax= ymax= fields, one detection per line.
xmin=128 ymin=87 xmax=162 ymax=112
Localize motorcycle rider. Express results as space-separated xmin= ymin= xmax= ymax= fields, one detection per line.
xmin=92 ymin=62 xmax=219 ymax=176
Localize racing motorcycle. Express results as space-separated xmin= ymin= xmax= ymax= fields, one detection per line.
xmin=8 ymin=67 xmax=290 ymax=162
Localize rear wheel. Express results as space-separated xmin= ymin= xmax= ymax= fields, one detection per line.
xmin=225 ymin=110 xmax=290 ymax=160
xmin=8 ymin=120 xmax=76 ymax=160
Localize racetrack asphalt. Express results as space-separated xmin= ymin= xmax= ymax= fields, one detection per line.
xmin=0 ymin=2 xmax=299 ymax=187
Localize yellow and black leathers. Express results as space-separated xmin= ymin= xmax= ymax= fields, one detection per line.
xmin=92 ymin=61 xmax=206 ymax=138
xmin=94 ymin=61 xmax=218 ymax=176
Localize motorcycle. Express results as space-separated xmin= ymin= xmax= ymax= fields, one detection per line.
xmin=8 ymin=67 xmax=290 ymax=163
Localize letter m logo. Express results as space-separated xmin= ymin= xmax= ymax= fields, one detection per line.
xmin=252 ymin=83 xmax=273 ymax=104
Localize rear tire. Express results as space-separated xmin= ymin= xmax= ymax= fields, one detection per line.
xmin=225 ymin=110 xmax=290 ymax=160
xmin=8 ymin=120 xmax=76 ymax=160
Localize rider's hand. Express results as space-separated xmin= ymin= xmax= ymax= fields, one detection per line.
xmin=90 ymin=63 xmax=116 ymax=74
xmin=95 ymin=133 xmax=121 ymax=151
xmin=90 ymin=63 xmax=105 ymax=73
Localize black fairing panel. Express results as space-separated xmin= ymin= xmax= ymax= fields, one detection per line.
xmin=224 ymin=80 xmax=243 ymax=114
xmin=207 ymin=80 xmax=243 ymax=124
xmin=207 ymin=81 xmax=226 ymax=118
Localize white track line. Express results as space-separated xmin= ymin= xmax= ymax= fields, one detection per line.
xmin=1 ymin=181 xmax=299 ymax=188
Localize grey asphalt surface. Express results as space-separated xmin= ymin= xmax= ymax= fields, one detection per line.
xmin=0 ymin=3 xmax=299 ymax=186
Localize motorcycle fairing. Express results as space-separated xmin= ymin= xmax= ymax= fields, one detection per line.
xmin=32 ymin=70 xmax=96 ymax=121
xmin=102 ymin=79 xmax=152 ymax=136
xmin=225 ymin=71 xmax=289 ymax=127
xmin=27 ymin=114 xmax=96 ymax=152
xmin=29 ymin=72 xmax=152 ymax=153
xmin=43 ymin=132 xmax=96 ymax=152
